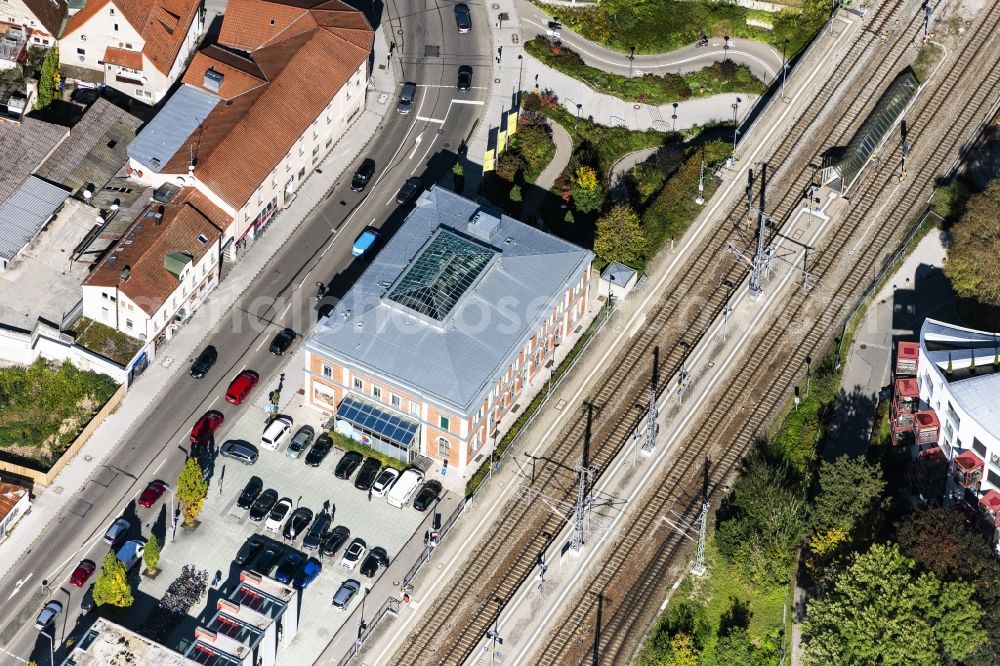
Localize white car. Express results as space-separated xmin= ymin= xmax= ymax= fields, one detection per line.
xmin=265 ymin=497 xmax=293 ymax=532
xmin=260 ymin=416 xmax=293 ymax=451
xmin=35 ymin=601 xmax=62 ymax=631
xmin=371 ymin=468 xmax=399 ymax=497
xmin=341 ymin=537 xmax=367 ymax=570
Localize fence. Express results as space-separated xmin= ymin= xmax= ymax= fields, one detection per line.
xmin=334 ymin=597 xmax=402 ymax=666
xmin=402 ymin=496 xmax=468 ymax=586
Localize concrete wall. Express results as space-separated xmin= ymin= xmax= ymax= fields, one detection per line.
xmin=0 ymin=320 xmax=127 ymax=383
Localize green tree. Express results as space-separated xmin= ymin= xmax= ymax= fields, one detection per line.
xmin=564 ymin=210 xmax=575 ymax=224
xmin=812 ymin=455 xmax=886 ymax=535
xmin=803 ymin=543 xmax=985 ymax=665
xmin=594 ymin=205 xmax=645 ymax=267
xmin=176 ymin=457 xmax=208 ymax=526
xmin=668 ymin=633 xmax=698 ymax=666
xmin=92 ymin=553 xmax=133 ymax=607
xmin=510 ymin=124 xmax=555 ymax=179
xmin=570 ymin=166 xmax=604 ymax=213
xmin=943 ymin=180 xmax=1000 ymax=306
xmin=144 ymin=534 xmax=161 ymax=573
xmin=33 ymin=47 xmax=60 ymax=110
xmin=509 ymin=184 xmax=522 ymax=203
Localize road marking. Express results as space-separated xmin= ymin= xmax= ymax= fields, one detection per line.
xmin=415 ymin=115 xmax=446 ymax=124
xmin=208 ymin=396 xmax=219 ymax=408
xmin=256 ymin=336 xmax=269 ymax=351
xmin=152 ymin=458 xmax=166 ymax=476
xmin=451 ymin=99 xmax=486 ymax=105
xmin=417 ymin=84 xmax=488 ymax=90
xmin=0 ymin=646 xmax=27 ymax=664
xmin=408 ymin=132 xmax=424 ymax=159
xmin=279 ymin=300 xmax=293 ymax=319
xmin=6 ymin=573 xmax=31 ymax=600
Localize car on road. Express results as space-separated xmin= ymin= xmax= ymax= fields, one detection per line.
xmin=266 ymin=497 xmax=293 ymax=532
xmin=249 ymin=488 xmax=278 ymax=521
xmin=354 ymin=457 xmax=382 ymax=491
xmin=34 ymin=601 xmax=62 ymax=631
xmin=189 ymin=345 xmax=218 ymax=379
xmin=360 ymin=546 xmax=390 ymax=578
xmin=413 ymin=480 xmax=443 ymax=512
xmin=103 ymin=518 xmax=130 ymax=544
xmin=269 ymin=328 xmax=295 ymax=355
xmin=81 ymin=584 xmax=95 ymax=611
xmin=371 ymin=468 xmax=399 ymax=497
xmin=332 ymin=579 xmax=361 ymax=610
xmin=454 ymin=4 xmax=471 ymax=33
xmin=251 ymin=544 xmax=283 ymax=577
xmin=351 ymin=158 xmax=376 ymax=191
xmin=274 ymin=551 xmax=304 ymax=584
xmin=286 ymin=425 xmax=315 ymax=460
xmin=457 ymin=65 xmax=472 ymax=91
xmin=235 ymin=536 xmax=265 ymax=566
xmin=335 ymin=451 xmax=364 ymax=480
xmin=189 ymin=410 xmax=224 ymax=446
xmin=396 ymin=176 xmax=423 ymax=205
xmin=138 ymin=480 xmax=167 ymax=508
xmin=320 ymin=525 xmax=351 ymax=558
xmin=341 ymin=537 xmax=367 ymax=570
xmin=220 ymin=440 xmax=259 ymax=465
xmin=294 ymin=558 xmax=322 ymax=589
xmin=225 ymin=370 xmax=259 ymax=404
xmin=116 ymin=540 xmax=145 ymax=571
xmin=261 ymin=415 xmax=293 ymax=451
xmin=396 ymin=81 xmax=416 ymax=115
xmin=237 ymin=476 xmax=264 ymax=510
xmin=305 ymin=433 xmax=333 ymax=467
xmin=282 ymin=507 xmax=314 ymax=541
xmin=352 ymin=228 xmax=380 ymax=258
xmin=303 ymin=512 xmax=332 ymax=551
xmin=70 ymin=559 xmax=96 ymax=587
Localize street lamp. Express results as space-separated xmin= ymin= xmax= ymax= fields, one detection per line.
xmin=780 ymin=39 xmax=789 ymax=100
xmin=164 ymin=484 xmax=176 ymax=541
xmin=41 ymin=630 xmax=54 ymax=666
xmin=517 ymin=54 xmax=523 ymax=93
xmin=575 ymin=103 xmax=582 ymax=132
xmin=731 ymin=97 xmax=741 ymax=158
xmin=628 ymin=45 xmax=635 ymax=78
xmin=671 ymin=102 xmax=678 ymax=132
xmin=357 ymin=586 xmax=370 ymax=647
xmin=488 ymin=432 xmax=498 ymax=481
xmin=723 ymin=35 xmax=730 ymax=62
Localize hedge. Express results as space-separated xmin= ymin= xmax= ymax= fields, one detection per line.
xmin=328 ymin=430 xmax=406 ymax=471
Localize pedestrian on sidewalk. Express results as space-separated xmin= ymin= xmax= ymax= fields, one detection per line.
xmin=368 ymin=488 xmax=372 ymax=502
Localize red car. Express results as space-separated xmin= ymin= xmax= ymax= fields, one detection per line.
xmin=225 ymin=370 xmax=260 ymax=405
xmin=189 ymin=410 xmax=224 ymax=445
xmin=138 ymin=480 xmax=167 ymax=508
xmin=70 ymin=559 xmax=96 ymax=587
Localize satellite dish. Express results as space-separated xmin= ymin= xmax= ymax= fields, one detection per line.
xmin=83 ymin=189 xmax=92 ymax=200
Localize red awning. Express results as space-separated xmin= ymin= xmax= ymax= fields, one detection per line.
xmin=980 ymin=489 xmax=1000 ymax=513
xmin=954 ymin=449 xmax=984 ymax=472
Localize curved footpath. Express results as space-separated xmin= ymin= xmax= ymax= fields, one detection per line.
xmin=523 ymin=121 xmax=573 ymax=219
xmin=608 ymin=146 xmax=661 ymax=203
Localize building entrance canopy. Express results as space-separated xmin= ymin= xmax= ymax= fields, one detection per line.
xmin=335 ymin=394 xmax=419 ymax=452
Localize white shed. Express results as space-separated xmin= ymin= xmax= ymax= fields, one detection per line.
xmin=598 ymin=262 xmax=637 ymax=302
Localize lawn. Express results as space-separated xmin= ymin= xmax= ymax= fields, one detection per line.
xmin=71 ymin=316 xmax=144 ymax=366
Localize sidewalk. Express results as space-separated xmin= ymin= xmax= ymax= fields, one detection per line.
xmin=522 ymin=121 xmax=572 ymax=219
xmin=0 ymin=25 xmax=399 ymax=578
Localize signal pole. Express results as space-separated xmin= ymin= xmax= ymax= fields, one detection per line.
xmin=571 ymin=464 xmax=597 ymax=552
xmin=641 ymin=387 xmax=659 ymax=454
xmin=691 ymin=499 xmax=710 ymax=576
xmin=695 ymin=159 xmax=705 ymax=205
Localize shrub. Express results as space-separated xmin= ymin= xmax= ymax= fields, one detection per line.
xmin=93 ymin=553 xmax=133 ymax=607
xmin=571 ymin=166 xmax=604 ymax=213
xmin=143 ymin=534 xmax=161 ymax=573
xmin=594 ymin=205 xmax=645 ymax=266
xmin=329 ymin=430 xmax=406 ymax=471
xmin=176 ymin=457 xmax=207 ymax=526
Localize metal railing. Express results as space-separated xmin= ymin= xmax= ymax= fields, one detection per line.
xmin=334 ymin=597 xmax=402 ymax=666
xmin=402 ymin=497 xmax=467 ymax=586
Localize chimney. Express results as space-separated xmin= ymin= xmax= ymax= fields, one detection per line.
xmin=203 ymin=67 xmax=224 ymax=93
xmin=155 ymin=205 xmax=165 ymax=225
xmin=120 ymin=265 xmax=131 ymax=281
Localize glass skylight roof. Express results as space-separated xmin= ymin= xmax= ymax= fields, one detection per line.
xmin=336 ymin=394 xmax=419 ymax=449
xmin=386 ymin=228 xmax=495 ymax=321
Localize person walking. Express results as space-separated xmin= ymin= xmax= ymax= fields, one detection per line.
xmin=368 ymin=487 xmax=373 ymax=502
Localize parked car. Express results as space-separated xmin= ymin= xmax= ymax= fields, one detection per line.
xmin=386 ymin=469 xmax=424 ymax=508
xmin=103 ymin=518 xmax=130 ymax=545
xmin=354 ymin=457 xmax=382 ymax=491
xmin=189 ymin=345 xmax=218 ymax=379
xmin=237 ymin=476 xmax=264 ymax=510
xmin=332 ymin=579 xmax=361 ymax=610
xmin=371 ymin=468 xmax=399 ymax=497
xmin=305 ymin=434 xmax=333 ymax=467
xmin=303 ymin=512 xmax=332 ymax=551
xmin=235 ymin=536 xmax=264 ymax=566
xmin=352 ymin=228 xmax=380 ymax=258
xmin=249 ymin=488 xmax=279 ymax=522
xmin=396 ymin=81 xmax=416 ymax=115
xmin=266 ymin=498 xmax=293 ymax=532
xmin=320 ymin=525 xmax=351 ymax=558
xmin=294 ymin=558 xmax=322 ymax=590
xmin=283 ymin=507 xmax=314 ymax=541
xmin=454 ymin=3 xmax=471 ymax=32
xmin=116 ymin=540 xmax=145 ymax=571
xmin=341 ymin=538 xmax=367 ymax=570
xmin=457 ymin=65 xmax=473 ymax=91
xmin=138 ymin=480 xmax=167 ymax=508
xmin=81 ymin=585 xmax=95 ymax=611
xmin=335 ymin=451 xmax=364 ymax=479
xmin=261 ymin=416 xmax=293 ymax=451
xmin=251 ymin=544 xmax=283 ymax=576
xmin=351 ymin=158 xmax=376 ymax=191
xmin=189 ymin=410 xmax=224 ymax=447
xmin=70 ymin=559 xmax=96 ymax=587
xmin=274 ymin=551 xmax=305 ymax=584
xmin=359 ymin=546 xmax=390 ymax=578
xmin=220 ymin=440 xmax=259 ymax=465
xmin=225 ymin=370 xmax=260 ymax=405
xmin=71 ymin=86 xmax=100 ymax=105
xmin=413 ymin=480 xmax=443 ymax=512
xmin=396 ymin=177 xmax=422 ymax=205
xmin=269 ymin=328 xmax=295 ymax=355
xmin=286 ymin=426 xmax=315 ymax=460
xmin=34 ymin=601 xmax=62 ymax=631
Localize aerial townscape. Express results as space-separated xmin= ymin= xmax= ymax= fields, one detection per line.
xmin=1 ymin=0 xmax=1000 ymax=664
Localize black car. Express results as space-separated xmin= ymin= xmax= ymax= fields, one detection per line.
xmin=235 ymin=536 xmax=264 ymax=566
xmin=274 ymin=551 xmax=305 ymax=584
xmin=189 ymin=345 xmax=218 ymax=379
xmin=303 ymin=512 xmax=332 ymax=551
xmin=351 ymin=158 xmax=376 ymax=192
xmin=249 ymin=488 xmax=278 ymax=522
xmin=283 ymin=507 xmax=314 ymax=541
xmin=81 ymin=584 xmax=96 ymax=611
xmin=251 ymin=545 xmax=283 ymax=576
xmin=305 ymin=434 xmax=333 ymax=467
xmin=269 ymin=328 xmax=295 ymax=355
xmin=360 ymin=546 xmax=390 ymax=578
xmin=354 ymin=458 xmax=382 ymax=491
xmin=454 ymin=3 xmax=471 ymax=33
xmin=396 ymin=177 xmax=422 ymax=205
xmin=237 ymin=476 xmax=263 ymax=510
xmin=71 ymin=87 xmax=100 ymax=105
xmin=335 ymin=451 xmax=364 ymax=480
xmin=320 ymin=525 xmax=351 ymax=558
xmin=413 ymin=480 xmax=443 ymax=512
xmin=457 ymin=65 xmax=473 ymax=91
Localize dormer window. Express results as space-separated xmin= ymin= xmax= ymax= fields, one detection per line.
xmin=197 ymin=234 xmax=208 ymax=246
xmin=110 ymin=7 xmax=114 ymax=14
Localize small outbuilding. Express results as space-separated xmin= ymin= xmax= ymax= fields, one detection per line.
xmin=599 ymin=262 xmax=638 ymax=302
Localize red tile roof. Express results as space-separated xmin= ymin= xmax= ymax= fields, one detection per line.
xmin=980 ymin=489 xmax=1000 ymax=512
xmin=23 ymin=0 xmax=67 ymax=36
xmin=103 ymin=47 xmax=143 ymax=70
xmin=0 ymin=482 xmax=28 ymax=525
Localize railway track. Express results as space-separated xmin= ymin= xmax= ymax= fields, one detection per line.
xmin=386 ymin=1 xmax=932 ymax=663
xmin=533 ymin=5 xmax=1000 ymax=664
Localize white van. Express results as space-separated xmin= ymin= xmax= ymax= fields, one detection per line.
xmin=386 ymin=469 xmax=424 ymax=508
xmin=260 ymin=416 xmax=293 ymax=451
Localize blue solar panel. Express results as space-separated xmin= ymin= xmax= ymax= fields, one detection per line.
xmin=336 ymin=395 xmax=418 ymax=448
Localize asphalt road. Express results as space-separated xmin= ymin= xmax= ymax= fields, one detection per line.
xmin=2 ymin=1 xmax=492 ymax=663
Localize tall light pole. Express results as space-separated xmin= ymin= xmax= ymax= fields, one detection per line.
xmin=164 ymin=484 xmax=176 ymax=542
xmin=357 ymin=586 xmax=370 ymax=647
xmin=575 ymin=103 xmax=582 ymax=133
xmin=486 ymin=602 xmax=503 ymax=666
xmin=488 ymin=432 xmax=498 ymax=481
xmin=780 ymin=39 xmax=789 ymax=100
xmin=695 ymin=157 xmax=705 ymax=204
xmin=517 ymin=54 xmax=523 ymax=93
xmin=671 ymin=102 xmax=678 ymax=132
xmin=723 ymin=35 xmax=730 ymax=62
xmin=628 ymin=45 xmax=635 ymax=78
xmin=731 ymin=97 xmax=741 ymax=158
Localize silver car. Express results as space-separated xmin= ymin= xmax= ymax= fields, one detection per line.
xmin=332 ymin=579 xmax=361 ymax=610
xmin=286 ymin=425 xmax=315 ymax=459
xmin=397 ymin=81 xmax=416 ymax=115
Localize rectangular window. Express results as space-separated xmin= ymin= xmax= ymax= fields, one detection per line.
xmin=439 ymin=416 xmax=450 ymax=431
xmin=409 ymin=401 xmax=420 ymax=417
xmin=322 ymin=365 xmax=332 ymax=379
xmin=353 ymin=377 xmax=363 ymax=390
xmin=437 ymin=438 xmax=450 ymax=456
xmin=326 ymin=137 xmax=333 ymax=148
xmin=109 ymin=295 xmax=116 ymax=303
xmin=125 ymin=319 xmax=133 ymax=329
xmin=80 ymin=34 xmax=87 ymax=41
xmin=974 ymin=438 xmax=988 ymax=457
xmin=101 ymin=307 xmax=109 ymax=319
xmin=372 ymin=386 xmax=382 ymax=400
xmin=77 ymin=47 xmax=85 ymax=55
xmin=312 ymin=145 xmax=319 ymax=156
xmin=102 ymin=292 xmax=108 ymax=299
xmin=391 ymin=394 xmax=401 ymax=409
xmin=989 ymin=469 xmax=1000 ymax=488
xmin=113 ymin=23 xmax=119 ymax=31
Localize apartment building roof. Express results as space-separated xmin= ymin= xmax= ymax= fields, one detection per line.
xmin=23 ymin=0 xmax=68 ymax=36
xmin=0 ymin=117 xmax=67 ymax=203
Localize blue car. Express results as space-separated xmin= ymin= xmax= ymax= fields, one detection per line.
xmin=294 ymin=558 xmax=322 ymax=590
xmin=352 ymin=228 xmax=380 ymax=257
xmin=274 ymin=552 xmax=304 ymax=584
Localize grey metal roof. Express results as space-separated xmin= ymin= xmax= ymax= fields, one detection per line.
xmin=0 ymin=117 xmax=67 ymax=202
xmin=601 ymin=261 xmax=636 ymax=285
xmin=127 ymin=85 xmax=220 ymax=173
xmin=0 ymin=176 xmax=70 ymax=262
xmin=307 ymin=187 xmax=594 ymax=414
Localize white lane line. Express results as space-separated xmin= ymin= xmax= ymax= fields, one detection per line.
xmin=415 ymin=115 xmax=446 ymax=124
xmin=417 ymin=84 xmax=489 ymax=90
xmin=152 ymin=458 xmax=166 ymax=476
xmin=255 ymin=336 xmax=269 ymax=351
xmin=279 ymin=300 xmax=293 ymax=319
xmin=208 ymin=396 xmax=219 ymax=408
xmin=451 ymin=99 xmax=486 ymax=105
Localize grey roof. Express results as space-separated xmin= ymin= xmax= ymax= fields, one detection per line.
xmin=127 ymin=85 xmax=220 ymax=173
xmin=0 ymin=176 xmax=70 ymax=262
xmin=0 ymin=117 xmax=67 ymax=202
xmin=307 ymin=187 xmax=594 ymax=414
xmin=601 ymin=261 xmax=636 ymax=285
